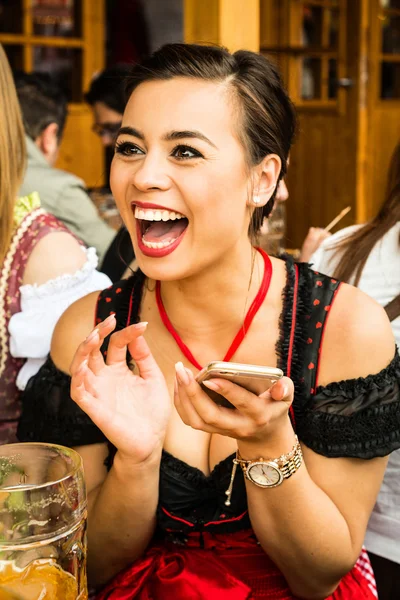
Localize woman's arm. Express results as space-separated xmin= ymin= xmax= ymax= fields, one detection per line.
xmin=74 ymin=440 xmax=161 ymax=586
xmin=22 ymin=231 xmax=87 ymax=285
xmin=52 ymin=298 xmax=171 ymax=586
xmin=174 ymin=285 xmax=396 ymax=600
xmin=240 ymin=287 xmax=394 ymax=598
xmin=241 ymin=427 xmax=387 ymax=599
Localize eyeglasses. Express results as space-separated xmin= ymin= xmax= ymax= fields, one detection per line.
xmin=92 ymin=122 xmax=122 ymax=139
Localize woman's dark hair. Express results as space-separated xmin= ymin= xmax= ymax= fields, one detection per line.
xmin=125 ymin=44 xmax=297 ymax=238
xmin=332 ymin=143 xmax=400 ymax=285
xmin=85 ymin=65 xmax=132 ymax=115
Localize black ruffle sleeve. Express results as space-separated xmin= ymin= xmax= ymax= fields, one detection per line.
xmin=17 ymin=357 xmax=106 ymax=447
xmin=297 ymin=352 xmax=400 ymax=459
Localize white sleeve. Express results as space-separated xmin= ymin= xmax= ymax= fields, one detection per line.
xmin=9 ymin=246 xmax=112 ymax=390
xmin=309 ymin=225 xmax=363 ymax=275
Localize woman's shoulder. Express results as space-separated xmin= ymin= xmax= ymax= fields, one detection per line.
xmin=318 ymin=281 xmax=395 ymax=386
xmin=296 ymin=276 xmax=399 ymax=459
xmin=23 ymin=231 xmax=87 ymax=286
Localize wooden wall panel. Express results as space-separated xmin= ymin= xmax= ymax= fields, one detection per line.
xmin=286 ymin=109 xmax=357 ymax=249
xmin=286 ymin=0 xmax=362 ymax=249
xmin=55 ymin=0 xmax=105 ymax=188
xmin=366 ymin=107 xmax=400 ymax=219
xmin=364 ymin=2 xmax=400 ymax=221
xmin=184 ymin=0 xmax=259 ymax=52
xmin=57 ymin=105 xmax=106 ymax=188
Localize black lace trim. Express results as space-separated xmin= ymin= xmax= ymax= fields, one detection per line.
xmin=298 ymin=401 xmax=400 ymax=459
xmin=275 ymin=258 xmax=311 ymax=426
xmin=96 ymin=271 xmax=146 ymax=361
xmin=290 ymin=263 xmax=313 ymax=423
xmin=315 ymin=351 xmax=400 ymax=398
xmin=17 ymin=357 xmax=106 ymax=447
xmin=115 ymin=269 xmax=146 ymax=329
xmin=161 ymin=450 xmax=213 ymax=485
xmin=275 ymin=257 xmax=294 ymax=375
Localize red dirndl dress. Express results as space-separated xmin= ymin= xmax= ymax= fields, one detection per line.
xmin=95 ymin=528 xmax=376 ymax=600
xmin=93 ymin=262 xmax=378 ymax=600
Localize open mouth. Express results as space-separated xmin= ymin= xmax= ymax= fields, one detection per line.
xmin=134 ymin=205 xmax=189 ymax=252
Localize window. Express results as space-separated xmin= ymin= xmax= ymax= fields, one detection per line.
xmin=0 ymin=0 xmax=84 ymax=103
xmin=379 ymin=0 xmax=400 ymax=98
xmin=260 ymin=0 xmax=346 ymax=108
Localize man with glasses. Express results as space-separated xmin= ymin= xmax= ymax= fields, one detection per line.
xmin=85 ymin=65 xmax=135 ymax=281
xmin=85 ymin=65 xmax=130 ymax=149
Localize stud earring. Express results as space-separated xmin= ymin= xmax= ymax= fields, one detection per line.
xmin=253 ymin=195 xmax=261 ymax=205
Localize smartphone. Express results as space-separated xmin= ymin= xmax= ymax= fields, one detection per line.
xmin=196 ymin=361 xmax=283 ymax=409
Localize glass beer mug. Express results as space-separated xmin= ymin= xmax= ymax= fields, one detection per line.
xmin=0 ymin=443 xmax=88 ymax=600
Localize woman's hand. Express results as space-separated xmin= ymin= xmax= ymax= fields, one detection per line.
xmin=174 ymin=362 xmax=294 ymax=449
xmin=70 ymin=315 xmax=171 ymax=463
xmin=300 ymin=227 xmax=331 ymax=263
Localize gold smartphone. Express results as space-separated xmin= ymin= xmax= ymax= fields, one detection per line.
xmin=196 ymin=361 xmax=283 ymax=409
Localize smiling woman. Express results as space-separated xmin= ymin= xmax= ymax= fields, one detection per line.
xmin=18 ymin=44 xmax=400 ymax=600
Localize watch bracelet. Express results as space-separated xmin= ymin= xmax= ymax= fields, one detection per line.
xmin=235 ymin=435 xmax=303 ymax=478
xmin=280 ymin=448 xmax=303 ymax=479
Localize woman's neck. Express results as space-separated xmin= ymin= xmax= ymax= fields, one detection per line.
xmin=155 ymin=243 xmax=267 ymax=342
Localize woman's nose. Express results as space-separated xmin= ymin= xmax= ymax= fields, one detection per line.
xmin=132 ymin=153 xmax=171 ymax=192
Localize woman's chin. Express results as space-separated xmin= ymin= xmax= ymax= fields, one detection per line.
xmin=134 ymin=242 xmax=191 ymax=282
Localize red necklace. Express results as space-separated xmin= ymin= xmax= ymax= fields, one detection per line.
xmin=155 ymin=248 xmax=273 ymax=370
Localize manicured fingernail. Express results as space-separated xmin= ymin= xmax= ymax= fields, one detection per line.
xmin=175 ymin=362 xmax=190 ymax=386
xmin=85 ymin=329 xmax=99 ymax=342
xmin=202 ymin=380 xmax=220 ymax=391
xmin=278 ymin=384 xmax=289 ymax=400
xmin=100 ymin=314 xmax=115 ymax=327
xmin=133 ymin=321 xmax=148 ymax=330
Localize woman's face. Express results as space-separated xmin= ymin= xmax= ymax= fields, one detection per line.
xmin=110 ymin=77 xmax=255 ymax=281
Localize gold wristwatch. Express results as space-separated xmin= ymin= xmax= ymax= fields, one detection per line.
xmin=234 ymin=435 xmax=303 ymax=489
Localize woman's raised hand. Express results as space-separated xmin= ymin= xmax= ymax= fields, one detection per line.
xmin=70 ymin=315 xmax=171 ymax=463
xmin=174 ymin=362 xmax=295 ymax=449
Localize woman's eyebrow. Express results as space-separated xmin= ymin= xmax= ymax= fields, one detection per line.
xmin=116 ymin=126 xmax=218 ymax=150
xmin=163 ymin=130 xmax=218 ymax=149
xmin=117 ymin=126 xmax=144 ymax=139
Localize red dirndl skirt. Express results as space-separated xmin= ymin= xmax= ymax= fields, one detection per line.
xmin=95 ymin=529 xmax=376 ymax=600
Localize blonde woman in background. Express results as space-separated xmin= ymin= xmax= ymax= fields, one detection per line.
xmin=0 ymin=44 xmax=111 ymax=444
xmin=311 ymin=142 xmax=400 ymax=600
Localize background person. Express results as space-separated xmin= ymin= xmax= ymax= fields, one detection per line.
xmin=15 ymin=71 xmax=115 ymax=264
xmin=311 ymin=142 xmax=400 ymax=600
xmin=85 ymin=65 xmax=135 ymax=281
xmin=85 ymin=65 xmax=130 ymax=149
xmin=260 ymin=175 xmax=331 ymax=261
xmin=0 ymin=46 xmax=111 ymax=445
xmin=18 ymin=44 xmax=400 ymax=599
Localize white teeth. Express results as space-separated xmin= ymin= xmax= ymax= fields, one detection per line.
xmin=142 ymin=238 xmax=175 ymax=249
xmin=134 ymin=206 xmax=185 ymax=221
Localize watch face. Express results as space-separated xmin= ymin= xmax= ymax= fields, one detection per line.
xmin=247 ymin=462 xmax=283 ymax=488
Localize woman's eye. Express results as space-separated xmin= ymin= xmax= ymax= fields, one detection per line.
xmin=172 ymin=145 xmax=203 ymax=160
xmin=115 ymin=142 xmax=143 ymax=157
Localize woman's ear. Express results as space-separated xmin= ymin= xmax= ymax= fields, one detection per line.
xmin=248 ymin=154 xmax=282 ymax=207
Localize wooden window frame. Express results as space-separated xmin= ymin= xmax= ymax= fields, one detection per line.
xmin=0 ymin=0 xmax=102 ymax=109
xmin=370 ymin=0 xmax=400 ymax=104
xmin=260 ymin=0 xmax=347 ymax=113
